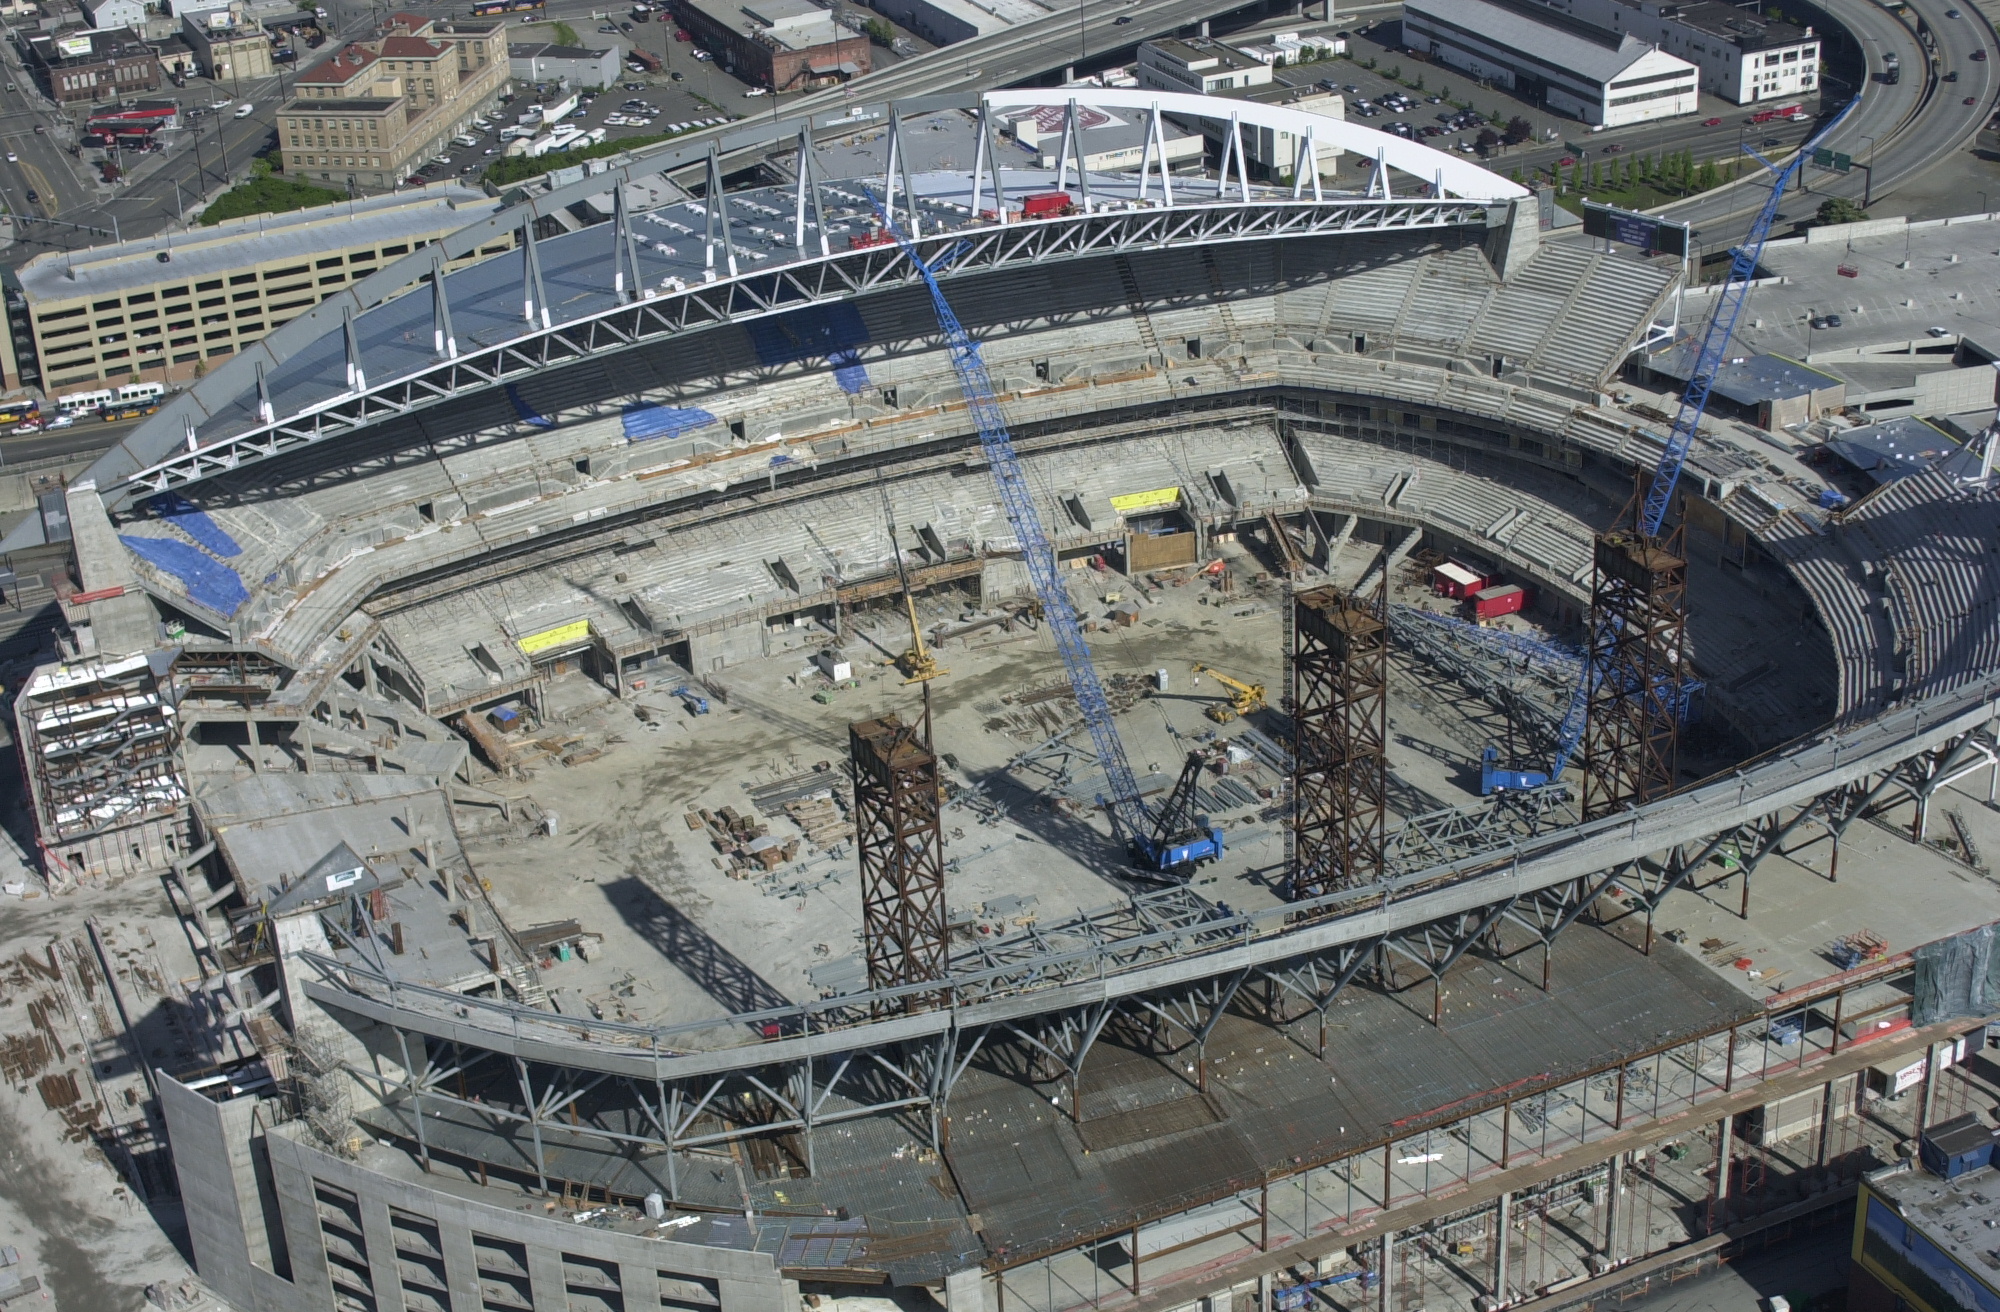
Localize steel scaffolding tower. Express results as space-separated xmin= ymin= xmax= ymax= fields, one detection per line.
xmin=1289 ymin=583 xmax=1390 ymax=900
xmin=851 ymin=710 xmax=949 ymax=997
xmin=1581 ymin=521 xmax=1689 ymax=819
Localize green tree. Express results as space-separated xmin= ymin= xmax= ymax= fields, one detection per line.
xmin=1506 ymin=114 xmax=1531 ymax=141
xmin=1414 ymin=72 xmax=1424 ymax=89
xmin=1568 ymin=162 xmax=1581 ymax=190
xmin=1362 ymin=56 xmax=1377 ymax=70
xmin=1695 ymin=158 xmax=1718 ymax=190
xmin=1589 ymin=160 xmax=1602 ymax=188
xmin=863 ymin=16 xmax=894 ymax=44
xmin=1815 ymin=196 xmax=1870 ymax=226
xmin=1510 ymin=166 xmax=1525 ymax=184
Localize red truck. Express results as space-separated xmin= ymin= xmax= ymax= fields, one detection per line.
xmin=1748 ymin=103 xmax=1803 ymax=124
xmin=1471 ymin=584 xmax=1528 ymax=621
xmin=848 ymin=229 xmax=896 ymax=250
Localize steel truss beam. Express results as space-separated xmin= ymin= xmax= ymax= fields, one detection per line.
xmin=851 ymin=712 xmax=950 ymax=997
xmin=1583 ymin=521 xmax=1688 ymax=818
xmin=1291 ymin=583 xmax=1391 ymax=899
xmin=300 ymin=672 xmax=2000 ymax=1095
xmin=116 ymin=197 xmax=1488 ymax=501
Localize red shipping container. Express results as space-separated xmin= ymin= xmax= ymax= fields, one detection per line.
xmin=1432 ymin=561 xmax=1485 ymax=599
xmin=1472 ymin=584 xmax=1527 ymax=620
xmin=1020 ymin=191 xmax=1073 ymax=218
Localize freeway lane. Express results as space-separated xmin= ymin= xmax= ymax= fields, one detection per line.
xmin=1660 ymin=0 xmax=1995 ymax=238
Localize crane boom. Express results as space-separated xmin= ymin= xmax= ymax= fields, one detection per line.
xmin=1640 ymin=98 xmax=1861 ymax=538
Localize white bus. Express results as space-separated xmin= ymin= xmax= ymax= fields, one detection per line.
xmin=57 ymin=388 xmax=114 ymax=417
xmin=118 ymin=381 xmax=164 ymax=404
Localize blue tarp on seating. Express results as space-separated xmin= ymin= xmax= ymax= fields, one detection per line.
xmin=829 ymin=350 xmax=870 ymax=395
xmin=148 ymin=493 xmax=241 ymax=558
xmin=121 ymin=535 xmax=250 ymax=617
xmin=623 ymin=404 xmax=718 ymax=443
xmin=506 ymin=383 xmax=555 ymax=428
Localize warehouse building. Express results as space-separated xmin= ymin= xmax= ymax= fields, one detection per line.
xmin=509 ymin=41 xmax=622 ymax=88
xmin=1000 ymin=101 xmax=1207 ymax=172
xmin=1403 ymin=0 xmax=1698 ymax=126
xmin=1534 ymin=0 xmax=1820 ymax=104
xmin=0 ymin=187 xmax=500 ymax=398
xmin=671 ymin=0 xmax=869 ymax=90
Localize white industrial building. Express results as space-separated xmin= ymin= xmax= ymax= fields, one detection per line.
xmin=1000 ymin=102 xmax=1207 ymax=172
xmin=863 ymin=0 xmax=1045 ymax=45
xmin=1403 ymin=0 xmax=1698 ymax=127
xmin=1533 ymin=0 xmax=1819 ymax=103
xmin=1137 ymin=38 xmax=1274 ymax=95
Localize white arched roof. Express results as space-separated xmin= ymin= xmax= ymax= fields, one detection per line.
xmin=980 ymin=87 xmax=1530 ymax=203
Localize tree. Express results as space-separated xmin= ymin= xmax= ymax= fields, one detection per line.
xmin=1476 ymin=127 xmax=1499 ymax=155
xmin=1414 ymin=72 xmax=1424 ymax=90
xmin=551 ymin=19 xmax=579 ymax=46
xmin=863 ymin=16 xmax=893 ymax=45
xmin=1695 ymin=158 xmax=1718 ymax=190
xmin=1507 ymin=115 xmax=1532 ymax=141
xmin=1568 ymin=162 xmax=1581 ymax=190
xmin=1510 ymin=166 xmax=1525 ymax=184
xmin=1386 ymin=64 xmax=1401 ymax=81
xmin=1815 ymin=196 xmax=1869 ymax=226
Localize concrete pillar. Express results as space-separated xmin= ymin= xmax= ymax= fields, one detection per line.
xmin=248 ymin=718 xmax=263 ymax=773
xmin=1378 ymin=1229 xmax=1394 ymax=1312
xmin=620 ymin=1263 xmax=661 ymax=1311
xmin=359 ymin=1197 xmax=409 ymax=1312
xmin=1603 ymin=1153 xmax=1622 ymax=1265
xmin=527 ymin=1244 xmax=567 ymax=1311
xmin=1492 ymin=1190 xmax=1511 ymax=1301
xmin=946 ymin=1268 xmax=989 ymax=1312
xmin=1919 ymin=1040 xmax=1942 ymax=1134
xmin=1712 ymin=1115 xmax=1734 ymax=1232
xmin=438 ymin=1221 xmax=480 ymax=1312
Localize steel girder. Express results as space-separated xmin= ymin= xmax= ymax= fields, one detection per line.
xmin=297 ymin=671 xmax=2000 ymax=1090
xmin=115 ymin=197 xmax=1487 ymax=501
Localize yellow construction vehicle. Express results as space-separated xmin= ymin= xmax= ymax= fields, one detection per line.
xmin=1191 ymin=663 xmax=1266 ymax=723
xmin=881 ymin=481 xmax=947 ymax=685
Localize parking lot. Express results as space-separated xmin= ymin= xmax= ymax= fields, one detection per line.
xmin=1275 ymin=22 xmax=1819 ymax=208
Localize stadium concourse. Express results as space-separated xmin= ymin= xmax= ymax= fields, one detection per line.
xmin=13 ymin=89 xmax=2000 ymax=1312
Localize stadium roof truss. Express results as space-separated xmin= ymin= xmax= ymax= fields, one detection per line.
xmin=59 ymin=89 xmax=1526 ymax=528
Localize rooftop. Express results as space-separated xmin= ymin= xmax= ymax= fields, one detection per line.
xmin=511 ymin=41 xmax=616 ymax=58
xmin=1142 ymin=36 xmax=1265 ymax=73
xmin=297 ymin=42 xmax=380 ymax=81
xmin=1865 ymin=1151 xmax=2000 ymax=1293
xmin=1647 ymin=346 xmax=1841 ymax=405
xmin=280 ymin=95 xmax=402 ymax=111
xmin=1654 ymin=0 xmax=1811 ymax=50
xmin=1407 ymin=0 xmax=1681 ymax=83
xmin=1824 ymin=416 xmax=1981 ymax=487
xmin=378 ymin=33 xmax=446 ymax=57
xmin=16 ymin=187 xmax=496 ymax=305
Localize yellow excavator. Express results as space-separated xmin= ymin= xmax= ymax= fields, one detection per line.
xmin=882 ymin=482 xmax=947 ymax=685
xmin=1191 ymin=663 xmax=1266 ymax=723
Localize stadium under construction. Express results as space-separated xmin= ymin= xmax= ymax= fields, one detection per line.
xmin=12 ymin=88 xmax=2000 ymax=1312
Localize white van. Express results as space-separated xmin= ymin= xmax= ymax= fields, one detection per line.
xmin=233 ymin=102 xmax=254 ymax=118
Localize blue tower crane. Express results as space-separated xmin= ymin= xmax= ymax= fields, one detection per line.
xmin=864 ymin=209 xmax=1221 ymax=876
xmin=1480 ymin=99 xmax=1858 ymax=795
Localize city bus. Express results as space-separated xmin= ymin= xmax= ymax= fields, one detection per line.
xmin=57 ymin=388 xmax=114 ymax=418
xmin=471 ymin=0 xmax=544 ymax=14
xmin=0 ymin=400 xmax=39 ymax=428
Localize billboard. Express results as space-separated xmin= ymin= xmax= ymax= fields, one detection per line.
xmin=1581 ymin=200 xmax=1690 ymax=258
xmin=55 ymin=34 xmax=95 ymax=58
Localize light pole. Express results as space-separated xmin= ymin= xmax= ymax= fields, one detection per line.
xmin=1859 ymin=132 xmax=1875 ymax=207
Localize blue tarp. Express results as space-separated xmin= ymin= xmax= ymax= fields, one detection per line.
xmin=829 ymin=350 xmax=870 ymax=395
xmin=622 ymin=404 xmax=718 ymax=443
xmin=506 ymin=383 xmax=556 ymax=428
xmin=148 ymin=493 xmax=241 ymax=558
xmin=121 ymin=535 xmax=250 ymax=617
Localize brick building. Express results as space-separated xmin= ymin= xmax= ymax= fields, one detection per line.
xmin=25 ymin=27 xmax=161 ymax=105
xmin=673 ymin=0 xmax=868 ymax=90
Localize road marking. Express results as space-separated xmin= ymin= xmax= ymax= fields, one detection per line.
xmin=19 ymin=160 xmax=54 ymax=216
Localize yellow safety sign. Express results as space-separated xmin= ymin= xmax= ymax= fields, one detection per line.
xmin=517 ymin=620 xmax=591 ymax=655
xmin=1109 ymin=486 xmax=1180 ymax=514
